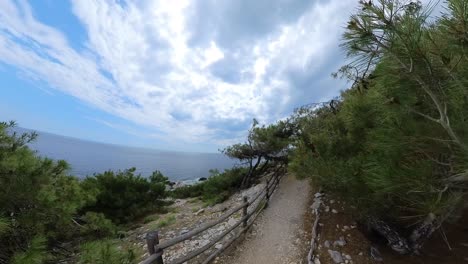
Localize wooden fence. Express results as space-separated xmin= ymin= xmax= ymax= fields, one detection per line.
xmin=140 ymin=167 xmax=285 ymax=264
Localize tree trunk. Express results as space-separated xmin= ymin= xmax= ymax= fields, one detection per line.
xmin=367 ymin=217 xmax=411 ymax=254
xmin=409 ymin=213 xmax=437 ymax=253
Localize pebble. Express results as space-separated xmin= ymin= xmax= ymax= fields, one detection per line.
xmin=327 ymin=250 xmax=344 ymax=264
xmin=214 ymin=243 xmax=223 ymax=250
xmin=227 ymin=217 xmax=237 ymax=226
xmin=333 ymin=236 xmax=347 ymax=247
xmin=195 ymin=208 xmax=205 ymax=215
xmin=314 ymin=258 xmax=321 ymax=264
xmin=324 ymin=240 xmax=331 ymax=248
xmin=344 ymin=254 xmax=352 ymax=260
xmin=330 ymin=200 xmax=335 ymax=204
xmin=325 ymin=206 xmax=330 ymax=212
xmin=358 ymin=252 xmax=363 ymax=256
xmin=332 ymin=209 xmax=338 ymax=214
xmin=315 ymin=192 xmax=323 ymax=198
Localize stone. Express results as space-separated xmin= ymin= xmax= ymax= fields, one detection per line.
xmin=180 ymin=229 xmax=189 ymax=235
xmin=227 ymin=217 xmax=237 ymax=226
xmin=344 ymin=254 xmax=352 ymax=260
xmin=327 ymin=250 xmax=344 ymax=264
xmin=370 ymin=246 xmax=383 ymax=262
xmin=330 ymin=200 xmax=335 ymax=204
xmin=314 ymin=258 xmax=321 ymax=264
xmin=325 ymin=206 xmax=330 ymax=212
xmin=311 ymin=200 xmax=322 ymax=210
xmin=358 ymin=252 xmax=363 ymax=256
xmin=315 ymin=192 xmax=323 ymax=198
xmin=214 ymin=243 xmax=223 ymax=250
xmin=332 ymin=209 xmax=338 ymax=214
xmin=333 ymin=236 xmax=347 ymax=247
xmin=195 ymin=208 xmax=205 ymax=215
xmin=324 ymin=240 xmax=331 ymax=248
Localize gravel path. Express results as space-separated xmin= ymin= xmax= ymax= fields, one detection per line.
xmin=219 ymin=174 xmax=311 ymax=264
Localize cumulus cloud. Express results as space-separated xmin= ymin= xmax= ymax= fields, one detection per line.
xmin=0 ymin=0 xmax=361 ymax=145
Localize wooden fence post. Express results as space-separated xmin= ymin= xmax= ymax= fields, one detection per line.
xmin=146 ymin=231 xmax=164 ymax=264
xmin=242 ymin=196 xmax=248 ymax=228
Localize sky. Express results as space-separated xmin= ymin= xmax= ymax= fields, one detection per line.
xmin=0 ymin=0 xmax=372 ymax=152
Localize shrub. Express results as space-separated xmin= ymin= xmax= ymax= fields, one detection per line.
xmin=0 ymin=122 xmax=96 ymax=263
xmin=78 ymin=240 xmax=135 ymax=264
xmin=80 ymin=212 xmax=117 ymax=238
xmin=81 ymin=168 xmax=169 ymax=224
xmin=169 ymin=167 xmax=246 ymax=204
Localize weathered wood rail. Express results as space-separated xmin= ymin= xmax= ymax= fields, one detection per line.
xmin=140 ymin=167 xmax=286 ymax=264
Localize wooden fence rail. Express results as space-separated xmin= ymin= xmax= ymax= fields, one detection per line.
xmin=140 ymin=167 xmax=285 ymax=264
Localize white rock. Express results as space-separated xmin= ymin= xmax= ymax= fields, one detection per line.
xmin=333 ymin=236 xmax=347 ymax=247
xmin=324 ymin=240 xmax=331 ymax=248
xmin=314 ymin=192 xmax=323 ymax=198
xmin=311 ymin=200 xmax=322 ymax=210
xmin=195 ymin=208 xmax=205 ymax=215
xmin=325 ymin=206 xmax=330 ymax=212
xmin=214 ymin=243 xmax=223 ymax=250
xmin=332 ymin=209 xmax=338 ymax=214
xmin=327 ymin=250 xmax=344 ymax=264
xmin=344 ymin=254 xmax=352 ymax=260
xmin=314 ymin=258 xmax=321 ymax=264
xmin=227 ymin=217 xmax=237 ymax=226
xmin=358 ymin=252 xmax=363 ymax=256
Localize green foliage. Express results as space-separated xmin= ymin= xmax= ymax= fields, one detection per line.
xmin=12 ymin=236 xmax=48 ymax=264
xmin=81 ymin=168 xmax=169 ymax=224
xmin=0 ymin=122 xmax=169 ymax=263
xmin=0 ymin=217 xmax=10 ymax=236
xmin=0 ymin=121 xmax=98 ymax=263
xmin=290 ymin=0 xmax=468 ymax=230
xmin=80 ymin=212 xmax=117 ymax=238
xmin=222 ymin=119 xmax=292 ymax=187
xmin=170 ymin=167 xmax=246 ymax=204
xmin=78 ymin=240 xmax=135 ymax=264
xmin=149 ymin=215 xmax=176 ymax=229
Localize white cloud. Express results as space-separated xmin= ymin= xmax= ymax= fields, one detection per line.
xmin=0 ymin=0 xmax=360 ymax=146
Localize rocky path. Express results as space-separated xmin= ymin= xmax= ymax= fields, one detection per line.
xmin=219 ymin=174 xmax=311 ymax=264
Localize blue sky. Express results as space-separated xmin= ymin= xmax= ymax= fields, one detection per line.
xmin=0 ymin=0 xmax=363 ymax=152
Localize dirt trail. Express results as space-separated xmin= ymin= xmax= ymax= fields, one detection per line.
xmin=219 ymin=174 xmax=311 ymax=264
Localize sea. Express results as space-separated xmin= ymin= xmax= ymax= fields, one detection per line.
xmin=16 ymin=128 xmax=236 ymax=182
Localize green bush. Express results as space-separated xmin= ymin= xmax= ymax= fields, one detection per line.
xmin=0 ymin=122 xmax=169 ymax=263
xmin=0 ymin=122 xmax=97 ymax=263
xmin=170 ymin=167 xmax=246 ymax=204
xmin=81 ymin=168 xmax=169 ymax=224
xmin=80 ymin=212 xmax=117 ymax=238
xmin=78 ymin=240 xmax=135 ymax=264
